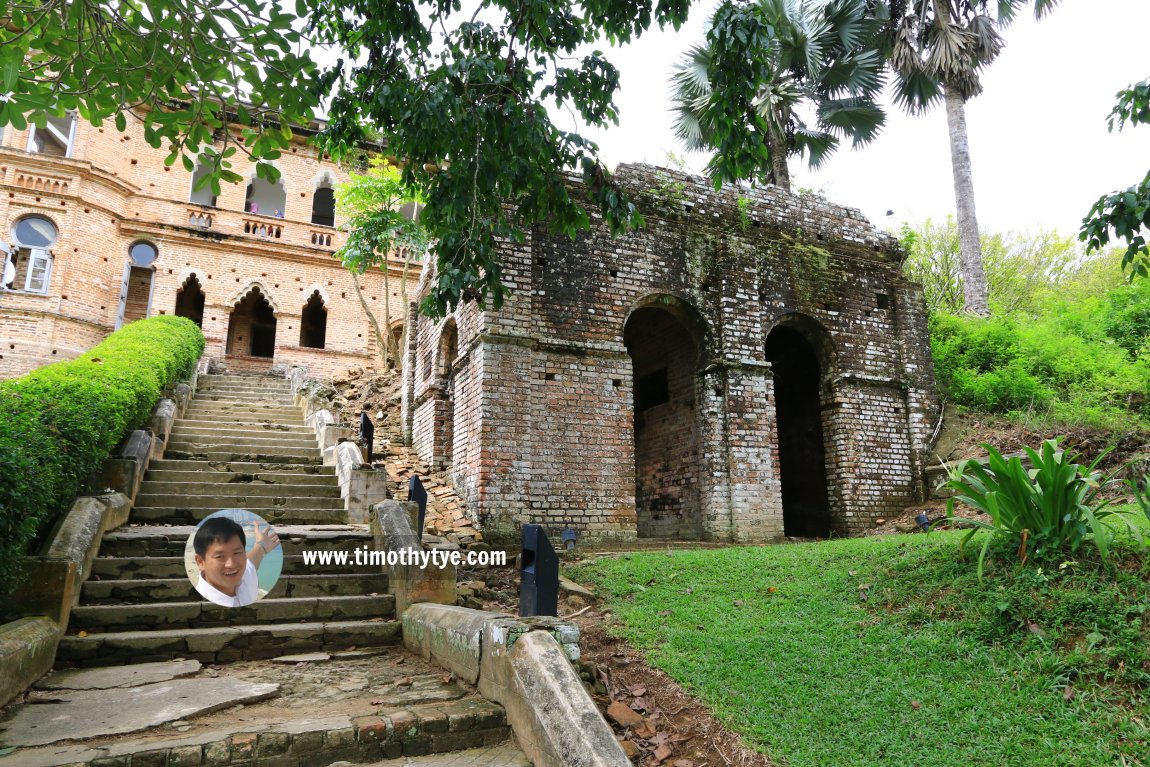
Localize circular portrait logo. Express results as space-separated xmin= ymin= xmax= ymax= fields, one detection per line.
xmin=184 ymin=509 xmax=283 ymax=607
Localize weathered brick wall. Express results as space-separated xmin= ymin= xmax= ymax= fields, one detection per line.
xmin=403 ymin=164 xmax=940 ymax=543
xmin=0 ymin=115 xmax=415 ymax=381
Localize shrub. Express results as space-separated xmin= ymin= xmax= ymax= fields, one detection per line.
xmin=929 ymin=311 xmax=1150 ymax=426
xmin=945 ymin=440 xmax=1140 ymax=577
xmin=0 ymin=317 xmax=204 ymax=597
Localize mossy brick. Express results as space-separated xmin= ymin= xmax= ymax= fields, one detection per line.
xmin=168 ymin=745 xmax=204 ymax=767
xmin=130 ymin=749 xmax=169 ymax=767
xmin=256 ymin=732 xmax=290 ymax=757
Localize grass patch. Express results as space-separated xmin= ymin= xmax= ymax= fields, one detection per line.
xmin=572 ymin=533 xmax=1150 ymax=766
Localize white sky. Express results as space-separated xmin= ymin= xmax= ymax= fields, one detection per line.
xmin=572 ymin=0 xmax=1150 ymax=238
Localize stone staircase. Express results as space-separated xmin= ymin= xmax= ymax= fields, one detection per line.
xmin=0 ymin=374 xmax=522 ymax=766
xmin=56 ymin=373 xmax=400 ymax=668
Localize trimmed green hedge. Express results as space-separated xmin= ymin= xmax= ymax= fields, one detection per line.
xmin=0 ymin=317 xmax=204 ymax=597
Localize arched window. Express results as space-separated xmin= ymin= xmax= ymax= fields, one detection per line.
xmin=299 ymin=291 xmax=327 ymax=349
xmin=175 ymin=274 xmax=206 ymax=327
xmin=118 ymin=241 xmax=159 ymax=327
xmin=311 ymin=183 xmax=335 ymax=227
xmin=244 ymin=174 xmax=287 ymax=217
xmin=3 ymin=215 xmax=58 ymax=293
xmin=188 ymin=162 xmax=217 ymax=207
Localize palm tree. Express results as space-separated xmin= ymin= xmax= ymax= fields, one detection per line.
xmin=671 ymin=0 xmax=887 ymax=193
xmin=883 ymin=0 xmax=1060 ymax=315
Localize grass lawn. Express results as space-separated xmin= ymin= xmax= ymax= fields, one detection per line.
xmin=572 ymin=529 xmax=1150 ymax=767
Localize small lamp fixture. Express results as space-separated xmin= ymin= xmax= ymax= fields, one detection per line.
xmin=915 ymin=513 xmax=932 ymax=533
xmin=561 ymin=528 xmax=577 ymax=553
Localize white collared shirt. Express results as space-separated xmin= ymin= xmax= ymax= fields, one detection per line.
xmin=195 ymin=560 xmax=260 ymax=607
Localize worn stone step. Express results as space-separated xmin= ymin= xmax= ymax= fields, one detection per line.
xmin=0 ymin=697 xmax=513 ymax=766
xmin=175 ymin=418 xmax=315 ymax=434
xmin=98 ymin=525 xmax=372 ymax=557
xmin=171 ymin=425 xmax=319 ymax=443
xmin=147 ymin=459 xmax=335 ymax=476
xmin=134 ymin=493 xmax=345 ymax=510
xmin=56 ymin=619 xmax=402 ymax=666
xmin=190 ymin=393 xmax=296 ymax=404
xmin=183 ymin=406 xmax=304 ymax=421
xmin=91 ymin=553 xmax=357 ymax=579
xmin=82 ymin=573 xmax=387 ymax=603
xmin=137 ymin=481 xmax=340 ymax=498
xmin=71 ymin=594 xmax=395 ymax=631
xmin=162 ymin=447 xmax=322 ymax=464
xmin=197 ymin=381 xmax=293 ymax=392
xmin=167 ymin=434 xmax=319 ymax=453
xmin=130 ymin=506 xmax=348 ymax=525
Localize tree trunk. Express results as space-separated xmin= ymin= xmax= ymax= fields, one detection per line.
xmin=350 ymin=270 xmax=389 ymax=369
xmin=766 ymin=131 xmax=791 ymax=193
xmin=944 ymin=87 xmax=990 ymax=316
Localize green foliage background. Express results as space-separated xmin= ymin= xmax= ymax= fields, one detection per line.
xmin=0 ymin=317 xmax=204 ymax=597
xmin=901 ymin=220 xmax=1150 ymax=428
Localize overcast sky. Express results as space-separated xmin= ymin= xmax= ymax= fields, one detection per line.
xmin=569 ymin=0 xmax=1150 ymax=238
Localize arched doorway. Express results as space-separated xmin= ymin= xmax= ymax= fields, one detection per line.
xmin=175 ymin=274 xmax=206 ymax=327
xmin=623 ymin=303 xmax=703 ymax=539
xmin=435 ymin=320 xmax=458 ymax=467
xmin=765 ymin=325 xmax=831 ymax=537
xmin=227 ymin=286 xmax=277 ymax=358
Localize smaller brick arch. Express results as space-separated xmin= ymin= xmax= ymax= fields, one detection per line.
xmin=229 ymin=281 xmax=280 ymax=315
xmin=765 ymin=312 xmax=836 ymax=382
xmin=622 ymin=293 xmax=709 ymax=365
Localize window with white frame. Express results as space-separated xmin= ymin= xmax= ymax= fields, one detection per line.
xmin=3 ymin=216 xmax=58 ymax=293
xmin=27 ymin=113 xmax=77 ymax=158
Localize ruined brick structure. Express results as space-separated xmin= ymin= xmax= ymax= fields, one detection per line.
xmin=403 ymin=165 xmax=940 ymax=543
xmin=0 ymin=114 xmax=413 ymax=380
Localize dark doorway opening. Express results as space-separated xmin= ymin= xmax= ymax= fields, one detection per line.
xmin=765 ymin=326 xmax=831 ymax=537
xmin=299 ymin=291 xmax=327 ymax=349
xmin=624 ymin=306 xmax=702 ymax=539
xmin=435 ymin=321 xmax=458 ymax=467
xmin=227 ymin=287 xmax=277 ymax=358
xmin=175 ymin=275 xmax=205 ymax=327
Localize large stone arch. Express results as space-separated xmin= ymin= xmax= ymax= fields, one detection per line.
xmin=764 ymin=312 xmax=838 ymax=537
xmin=623 ymin=293 xmax=709 ymax=539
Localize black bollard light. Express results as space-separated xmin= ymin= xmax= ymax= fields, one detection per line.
xmin=519 ymin=524 xmax=559 ymax=617
xmin=408 ymin=475 xmax=428 ymax=534
xmin=915 ymin=513 xmax=932 ymax=532
xmin=359 ymin=411 xmax=375 ymax=463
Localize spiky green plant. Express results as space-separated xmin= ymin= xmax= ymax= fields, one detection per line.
xmin=945 ymin=439 xmax=1137 ymax=576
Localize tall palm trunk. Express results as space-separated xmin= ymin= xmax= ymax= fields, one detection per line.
xmin=766 ymin=130 xmax=791 ymax=192
xmin=944 ymin=87 xmax=990 ymax=316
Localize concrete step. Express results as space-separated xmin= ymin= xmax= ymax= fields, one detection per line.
xmin=134 ymin=493 xmax=344 ymax=510
xmin=56 ymin=619 xmax=402 ymax=666
xmin=137 ymin=481 xmax=340 ymax=498
xmin=147 ymin=459 xmax=335 ymax=476
xmin=82 ymin=573 xmax=388 ymax=603
xmin=130 ymin=506 xmax=349 ymax=525
xmin=162 ymin=447 xmax=322 ymax=464
xmin=98 ymin=525 xmax=372 ymax=557
xmin=92 ymin=553 xmax=359 ymax=579
xmin=175 ymin=418 xmax=315 ymax=434
xmin=70 ymin=595 xmax=395 ymax=631
xmin=171 ymin=426 xmax=319 ymax=444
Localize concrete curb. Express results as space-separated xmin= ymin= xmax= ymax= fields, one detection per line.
xmin=0 ymin=617 xmax=61 ymax=710
xmin=404 ymin=604 xmax=627 ymax=767
xmin=373 ymin=500 xmax=457 ymax=616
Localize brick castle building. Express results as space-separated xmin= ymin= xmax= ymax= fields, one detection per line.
xmin=402 ymin=165 xmax=940 ymax=544
xmin=0 ymin=112 xmax=412 ymax=380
